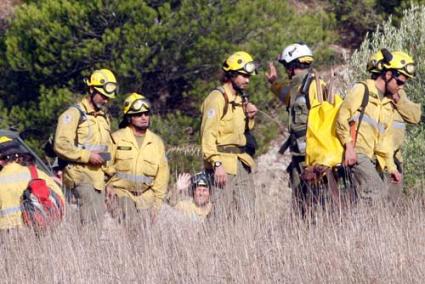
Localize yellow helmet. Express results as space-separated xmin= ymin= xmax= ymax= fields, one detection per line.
xmin=85 ymin=69 xmax=118 ymax=98
xmin=366 ymin=50 xmax=384 ymax=74
xmin=122 ymin=93 xmax=151 ymax=115
xmin=381 ymin=51 xmax=415 ymax=78
xmin=222 ymin=51 xmax=257 ymax=75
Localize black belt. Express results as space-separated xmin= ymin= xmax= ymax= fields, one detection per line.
xmin=217 ymin=145 xmax=246 ymax=154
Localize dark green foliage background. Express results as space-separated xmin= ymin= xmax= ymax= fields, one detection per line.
xmin=0 ymin=0 xmax=422 ymax=175
xmin=0 ymin=0 xmax=336 ymax=172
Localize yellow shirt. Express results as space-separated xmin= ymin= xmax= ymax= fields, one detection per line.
xmin=175 ymin=199 xmax=212 ymax=220
xmin=109 ymin=127 xmax=169 ymax=210
xmin=392 ymin=90 xmax=421 ymax=162
xmin=54 ymin=96 xmax=113 ymax=190
xmin=0 ymin=162 xmax=64 ymax=230
xmin=336 ymin=79 xmax=396 ymax=172
xmin=200 ymin=83 xmax=255 ymax=175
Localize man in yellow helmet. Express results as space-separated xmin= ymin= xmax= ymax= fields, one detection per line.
xmin=200 ymin=51 xmax=258 ymax=220
xmin=367 ymin=50 xmax=421 ymax=203
xmin=0 ymin=137 xmax=64 ymax=231
xmin=265 ymin=42 xmax=326 ymax=216
xmin=107 ymin=93 xmax=169 ymax=225
xmin=336 ymin=49 xmax=416 ymax=205
xmin=54 ymin=69 xmax=117 ymax=225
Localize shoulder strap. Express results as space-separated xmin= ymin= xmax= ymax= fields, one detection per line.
xmin=300 ymin=69 xmax=316 ymax=109
xmin=28 ymin=164 xmax=39 ymax=179
xmin=214 ymin=87 xmax=229 ymax=119
xmin=69 ymin=103 xmax=87 ymax=124
xmin=354 ymin=82 xmax=370 ymax=145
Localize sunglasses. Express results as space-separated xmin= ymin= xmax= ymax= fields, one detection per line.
xmin=392 ymin=76 xmax=406 ymax=86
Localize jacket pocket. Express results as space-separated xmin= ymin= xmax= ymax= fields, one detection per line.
xmin=114 ymin=149 xmax=133 ymax=172
xmin=143 ymin=158 xmax=159 ymax=177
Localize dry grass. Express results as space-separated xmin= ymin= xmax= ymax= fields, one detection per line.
xmin=1 ymin=196 xmax=424 ymax=283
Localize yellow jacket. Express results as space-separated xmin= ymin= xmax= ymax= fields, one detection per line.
xmin=109 ymin=127 xmax=169 ymax=210
xmin=200 ymin=84 xmax=255 ymax=175
xmin=0 ymin=162 xmax=64 ymax=230
xmin=54 ymin=96 xmax=114 ymax=190
xmin=392 ymin=90 xmax=421 ymax=162
xmin=175 ymin=199 xmax=212 ymax=220
xmin=336 ymin=79 xmax=396 ymax=172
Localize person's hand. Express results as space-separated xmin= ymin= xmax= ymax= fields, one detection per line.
xmin=392 ymin=92 xmax=401 ymax=103
xmin=390 ymin=170 xmax=402 ymax=184
xmin=176 ymin=173 xmax=192 ymax=193
xmin=343 ymin=142 xmax=357 ymax=166
xmin=214 ymin=165 xmax=227 ymax=188
xmin=89 ymin=152 xmax=104 ymax=166
xmin=245 ymin=102 xmax=258 ymax=119
xmin=265 ymin=62 xmax=278 ymax=84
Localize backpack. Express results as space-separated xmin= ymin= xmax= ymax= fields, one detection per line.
xmin=21 ymin=164 xmax=65 ymax=232
xmin=305 ymin=77 xmax=369 ymax=168
xmin=43 ymin=104 xmax=88 ymax=165
xmin=214 ymin=87 xmax=257 ymax=156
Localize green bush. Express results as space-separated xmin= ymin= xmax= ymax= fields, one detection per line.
xmin=0 ymin=0 xmax=337 ymax=170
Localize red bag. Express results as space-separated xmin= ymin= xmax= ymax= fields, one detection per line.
xmin=21 ymin=165 xmax=64 ymax=231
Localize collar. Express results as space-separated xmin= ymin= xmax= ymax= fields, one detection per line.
xmin=222 ymin=83 xmax=242 ymax=103
xmin=122 ymin=127 xmax=153 ymax=148
xmin=81 ymin=96 xmax=106 ymax=117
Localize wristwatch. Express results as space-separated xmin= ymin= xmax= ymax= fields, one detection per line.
xmin=213 ymin=161 xmax=222 ymax=168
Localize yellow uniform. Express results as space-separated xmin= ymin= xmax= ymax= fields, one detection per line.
xmin=336 ymin=79 xmax=397 ymax=203
xmin=200 ymin=84 xmax=255 ymax=174
xmin=392 ymin=90 xmax=421 ymax=163
xmin=0 ymin=162 xmax=64 ymax=230
xmin=336 ymin=79 xmax=396 ymax=172
xmin=54 ymin=96 xmax=114 ymax=190
xmin=175 ymin=200 xmax=212 ymax=220
xmin=54 ymin=96 xmax=113 ymax=224
xmin=109 ymin=127 xmax=169 ymax=210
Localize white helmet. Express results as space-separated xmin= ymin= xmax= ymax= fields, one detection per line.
xmin=278 ymin=43 xmax=314 ymax=65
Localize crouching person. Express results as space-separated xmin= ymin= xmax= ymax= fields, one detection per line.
xmin=107 ymin=93 xmax=169 ymax=225
xmin=0 ymin=137 xmax=64 ymax=232
xmin=171 ymin=172 xmax=212 ymax=221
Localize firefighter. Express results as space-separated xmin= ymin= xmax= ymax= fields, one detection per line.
xmin=172 ymin=172 xmax=213 ymax=220
xmin=0 ymin=136 xmax=64 ymax=231
xmin=54 ymin=69 xmax=117 ymax=225
xmin=107 ymin=93 xmax=169 ymax=225
xmin=336 ymin=50 xmax=415 ymax=205
xmin=200 ymin=51 xmax=258 ymax=220
xmin=367 ymin=50 xmax=421 ymax=202
xmin=265 ymin=42 xmax=326 ymax=216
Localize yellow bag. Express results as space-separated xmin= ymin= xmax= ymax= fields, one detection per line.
xmin=305 ymin=76 xmax=344 ymax=167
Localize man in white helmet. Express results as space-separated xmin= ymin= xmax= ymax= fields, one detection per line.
xmin=265 ymin=42 xmax=326 ymax=216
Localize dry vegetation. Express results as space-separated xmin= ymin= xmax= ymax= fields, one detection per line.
xmin=1 ymin=190 xmax=424 ymax=283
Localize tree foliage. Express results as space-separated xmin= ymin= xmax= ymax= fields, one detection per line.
xmin=0 ymin=0 xmax=336 ymax=170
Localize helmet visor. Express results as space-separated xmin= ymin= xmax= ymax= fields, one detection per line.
xmin=130 ymin=98 xmax=151 ymax=113
xmin=243 ymin=61 xmax=257 ymax=74
xmin=94 ymin=82 xmax=118 ymax=95
xmin=404 ymin=63 xmax=416 ymax=77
